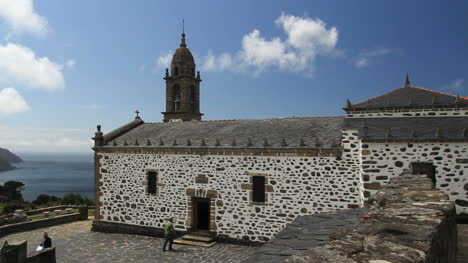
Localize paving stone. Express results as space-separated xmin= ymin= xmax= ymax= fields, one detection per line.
xmin=0 ymin=220 xmax=257 ymax=263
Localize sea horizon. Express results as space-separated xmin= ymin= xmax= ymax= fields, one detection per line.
xmin=0 ymin=152 xmax=94 ymax=202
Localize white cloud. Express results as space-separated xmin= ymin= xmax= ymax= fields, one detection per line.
xmin=443 ymin=79 xmax=464 ymax=91
xmin=198 ymin=13 xmax=338 ymax=76
xmin=0 ymin=87 xmax=30 ymax=113
xmin=276 ymin=13 xmax=338 ymax=56
xmin=65 ymin=59 xmax=75 ymax=69
xmin=201 ymin=50 xmax=234 ymax=72
xmin=157 ymin=50 xmax=173 ymax=69
xmin=355 ymin=48 xmax=392 ymax=68
xmin=0 ymin=126 xmax=93 ymax=153
xmin=0 ymin=43 xmax=64 ymax=90
xmin=0 ymin=0 xmax=48 ymax=36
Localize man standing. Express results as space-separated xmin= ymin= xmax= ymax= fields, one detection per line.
xmin=162 ymin=218 xmax=175 ymax=251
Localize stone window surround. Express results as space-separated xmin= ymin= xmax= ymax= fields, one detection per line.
xmin=241 ymin=173 xmax=274 ymax=206
xmin=144 ymin=169 xmax=165 ymax=196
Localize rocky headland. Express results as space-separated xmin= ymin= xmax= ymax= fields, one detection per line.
xmin=0 ymin=147 xmax=23 ymax=171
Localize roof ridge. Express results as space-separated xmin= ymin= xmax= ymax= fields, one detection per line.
xmin=144 ymin=115 xmax=345 ymax=124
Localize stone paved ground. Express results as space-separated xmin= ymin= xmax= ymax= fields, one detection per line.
xmin=0 ymin=220 xmax=257 ymax=263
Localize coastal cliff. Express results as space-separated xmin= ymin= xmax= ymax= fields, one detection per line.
xmin=0 ymin=147 xmax=23 ymax=171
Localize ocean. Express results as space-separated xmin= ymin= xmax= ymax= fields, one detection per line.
xmin=0 ymin=153 xmax=94 ymax=201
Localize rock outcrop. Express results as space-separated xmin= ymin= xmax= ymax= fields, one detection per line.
xmin=286 ymin=173 xmax=457 ymax=263
xmin=0 ymin=147 xmax=22 ymax=171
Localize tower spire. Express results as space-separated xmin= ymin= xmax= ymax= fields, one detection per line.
xmin=180 ymin=19 xmax=186 ymax=48
xmin=405 ymin=73 xmax=411 ymax=87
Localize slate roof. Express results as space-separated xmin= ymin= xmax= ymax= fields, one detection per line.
xmin=344 ymin=117 xmax=468 ymax=141
xmin=348 ymin=85 xmax=468 ymax=110
xmin=103 ymin=116 xmax=345 ymax=148
xmin=245 ymin=208 xmax=366 ymax=263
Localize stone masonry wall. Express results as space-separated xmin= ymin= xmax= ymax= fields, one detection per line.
xmin=346 ymin=108 xmax=468 ymax=118
xmin=96 ymin=132 xmax=362 ymax=242
xmin=360 ymin=141 xmax=468 ymax=214
xmin=287 ymin=173 xmax=458 ymax=263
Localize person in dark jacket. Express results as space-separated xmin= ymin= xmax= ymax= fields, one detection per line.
xmin=40 ymin=232 xmax=52 ymax=248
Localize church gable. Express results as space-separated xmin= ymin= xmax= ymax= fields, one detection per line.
xmin=347 ymin=85 xmax=467 ymax=110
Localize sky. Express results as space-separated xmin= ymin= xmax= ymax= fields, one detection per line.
xmin=0 ymin=0 xmax=467 ymax=153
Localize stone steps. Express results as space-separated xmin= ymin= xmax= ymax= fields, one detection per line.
xmin=181 ymin=234 xmax=214 ymax=242
xmin=174 ymin=234 xmax=216 ymax=247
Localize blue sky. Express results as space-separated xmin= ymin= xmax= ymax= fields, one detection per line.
xmin=0 ymin=0 xmax=467 ymax=153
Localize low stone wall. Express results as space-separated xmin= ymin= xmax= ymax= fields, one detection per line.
xmin=287 ymin=173 xmax=458 ymax=263
xmin=0 ymin=206 xmax=88 ymax=238
xmin=92 ymin=220 xmax=166 ymax=238
xmin=0 ymin=240 xmax=56 ymax=263
xmin=25 ymin=205 xmax=80 ymax=216
xmin=26 ymin=247 xmax=56 ymax=263
xmin=0 ymin=213 xmax=82 ymax=238
xmin=0 ymin=213 xmax=27 ymax=226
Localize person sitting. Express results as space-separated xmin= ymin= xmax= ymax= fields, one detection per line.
xmin=40 ymin=232 xmax=52 ymax=248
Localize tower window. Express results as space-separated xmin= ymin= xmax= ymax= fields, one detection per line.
xmin=190 ymin=86 xmax=197 ymax=112
xmin=252 ymin=176 xmax=265 ymax=202
xmin=173 ymin=86 xmax=181 ymax=112
xmin=147 ymin=171 xmax=157 ymax=195
xmin=174 ymin=67 xmax=179 ymax=76
xmin=191 ymin=68 xmax=195 ymax=77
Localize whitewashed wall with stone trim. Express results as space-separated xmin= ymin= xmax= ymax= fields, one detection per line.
xmin=347 ymin=108 xmax=468 ymax=118
xmin=97 ymin=147 xmax=362 ymax=242
xmin=360 ymin=141 xmax=468 ymax=214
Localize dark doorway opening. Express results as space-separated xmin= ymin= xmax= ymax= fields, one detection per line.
xmin=193 ymin=198 xmax=210 ymax=231
xmin=411 ymin=162 xmax=436 ymax=186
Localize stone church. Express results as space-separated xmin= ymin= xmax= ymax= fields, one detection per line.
xmin=92 ymin=32 xmax=468 ymax=243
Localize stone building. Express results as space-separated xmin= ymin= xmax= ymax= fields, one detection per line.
xmin=92 ymin=32 xmax=468 ymax=243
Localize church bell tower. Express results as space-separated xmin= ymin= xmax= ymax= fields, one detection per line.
xmin=162 ymin=31 xmax=203 ymax=122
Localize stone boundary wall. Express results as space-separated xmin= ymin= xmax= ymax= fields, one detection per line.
xmin=0 ymin=206 xmax=88 ymax=238
xmin=25 ymin=205 xmax=81 ymax=216
xmin=26 ymin=247 xmax=56 ymax=263
xmin=0 ymin=240 xmax=56 ymax=263
xmin=287 ymin=173 xmax=457 ymax=263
